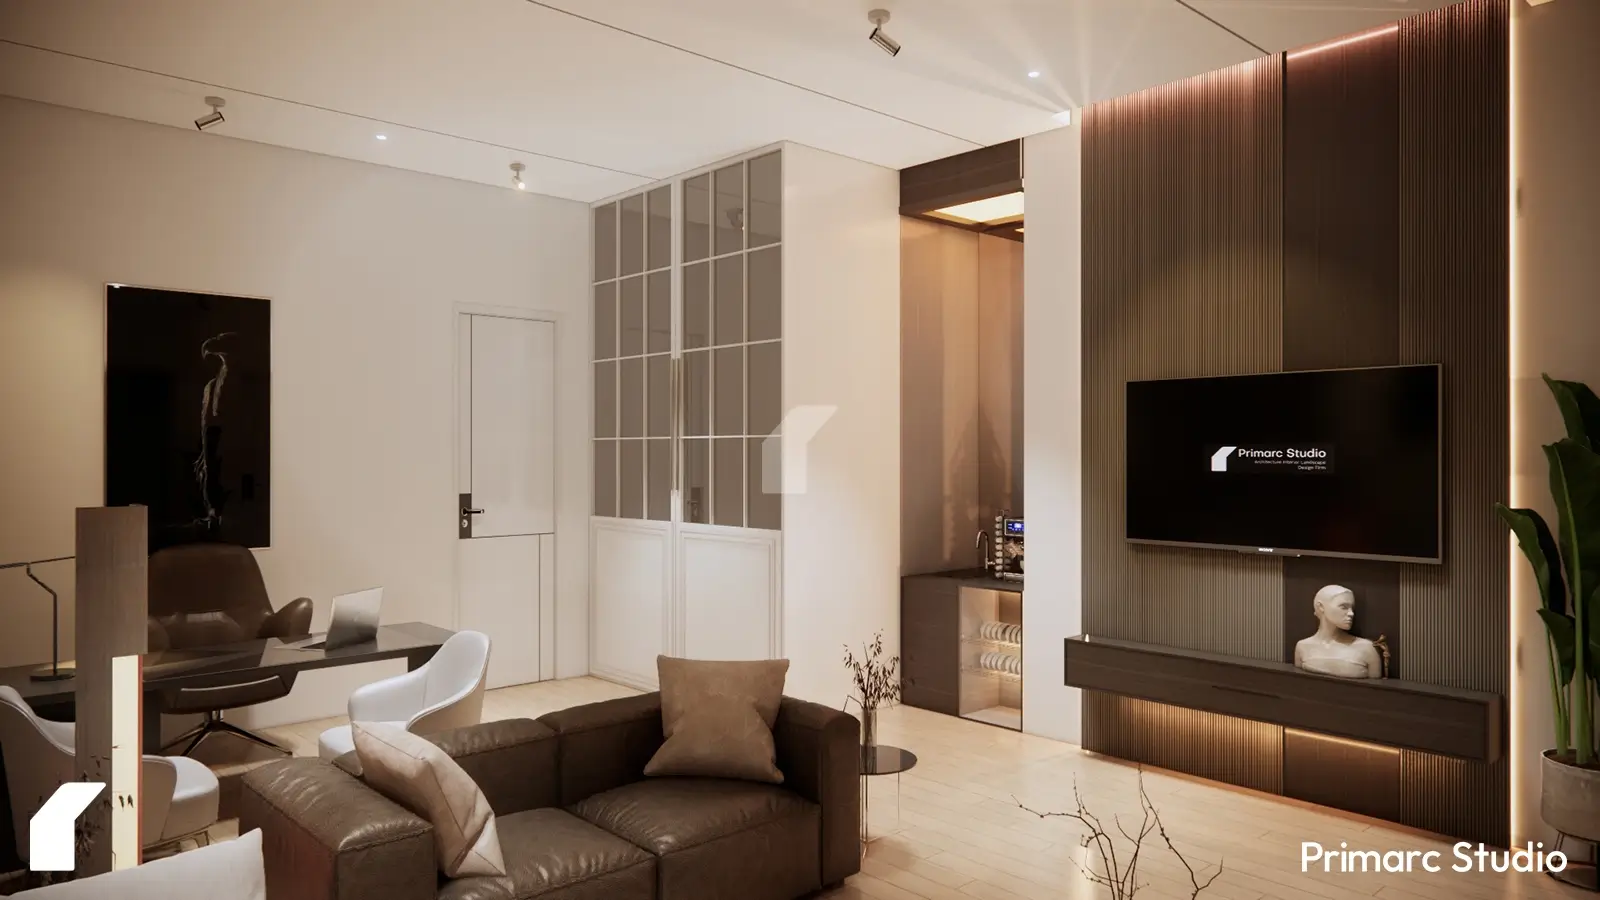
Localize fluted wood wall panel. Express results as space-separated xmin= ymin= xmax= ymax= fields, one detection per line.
xmin=1395 ymin=0 xmax=1510 ymax=847
xmin=1082 ymin=57 xmax=1285 ymax=664
xmin=1084 ymin=694 xmax=1284 ymax=794
xmin=1082 ymin=0 xmax=1509 ymax=846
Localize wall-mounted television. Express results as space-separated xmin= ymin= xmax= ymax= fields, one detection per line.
xmin=1125 ymin=365 xmax=1441 ymax=564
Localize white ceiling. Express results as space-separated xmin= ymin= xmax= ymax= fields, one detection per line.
xmin=0 ymin=0 xmax=1457 ymax=202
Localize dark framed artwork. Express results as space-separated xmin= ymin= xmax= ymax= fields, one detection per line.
xmin=105 ymin=285 xmax=270 ymax=551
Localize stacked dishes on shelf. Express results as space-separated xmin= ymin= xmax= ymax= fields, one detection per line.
xmin=977 ymin=650 xmax=1022 ymax=675
xmin=978 ymin=621 xmax=1022 ymax=644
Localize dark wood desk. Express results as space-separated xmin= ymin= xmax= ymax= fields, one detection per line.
xmin=0 ymin=621 xmax=452 ymax=752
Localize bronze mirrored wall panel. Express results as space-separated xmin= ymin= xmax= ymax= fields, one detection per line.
xmin=684 ymin=174 xmax=711 ymax=263
xmin=748 ymin=152 xmax=781 ymax=249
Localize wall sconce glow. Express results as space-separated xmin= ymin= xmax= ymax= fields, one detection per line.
xmin=928 ymin=191 xmax=1024 ymax=225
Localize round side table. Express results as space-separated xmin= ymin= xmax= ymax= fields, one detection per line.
xmin=860 ymin=744 xmax=917 ymax=849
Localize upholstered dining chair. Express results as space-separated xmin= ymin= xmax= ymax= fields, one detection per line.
xmin=0 ymin=686 xmax=220 ymax=862
xmin=146 ymin=543 xmax=314 ymax=756
xmin=316 ymin=630 xmax=491 ymax=761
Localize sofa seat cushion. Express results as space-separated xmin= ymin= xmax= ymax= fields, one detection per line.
xmin=571 ymin=778 xmax=821 ymax=900
xmin=440 ymin=808 xmax=655 ymax=900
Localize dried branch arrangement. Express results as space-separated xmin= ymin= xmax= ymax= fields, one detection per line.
xmin=1015 ymin=771 xmax=1221 ymax=900
xmin=842 ymin=630 xmax=901 ymax=711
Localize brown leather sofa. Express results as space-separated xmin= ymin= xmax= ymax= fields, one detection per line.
xmin=239 ymin=692 xmax=860 ymax=900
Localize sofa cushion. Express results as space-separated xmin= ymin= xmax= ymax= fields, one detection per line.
xmin=571 ymin=778 xmax=821 ymax=900
xmin=646 ymin=656 xmax=788 ymax=784
xmin=439 ymin=808 xmax=654 ymax=900
xmin=353 ymin=721 xmax=506 ymax=878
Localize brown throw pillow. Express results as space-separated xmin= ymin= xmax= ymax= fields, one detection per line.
xmin=645 ymin=656 xmax=789 ymax=784
xmin=351 ymin=721 xmax=506 ymax=878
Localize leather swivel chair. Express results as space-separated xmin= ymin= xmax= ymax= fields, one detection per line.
xmin=147 ymin=543 xmax=313 ymax=756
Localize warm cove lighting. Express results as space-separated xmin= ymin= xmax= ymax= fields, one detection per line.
xmin=1287 ymin=24 xmax=1399 ymax=59
xmin=929 ymin=190 xmax=1024 ymax=225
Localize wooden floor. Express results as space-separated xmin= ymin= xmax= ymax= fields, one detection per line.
xmin=251 ymin=678 xmax=1587 ymax=900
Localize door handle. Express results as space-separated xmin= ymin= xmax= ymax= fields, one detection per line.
xmin=462 ymin=507 xmax=485 ymax=516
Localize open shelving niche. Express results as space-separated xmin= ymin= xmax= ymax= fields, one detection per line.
xmin=958 ymin=585 xmax=1022 ymax=730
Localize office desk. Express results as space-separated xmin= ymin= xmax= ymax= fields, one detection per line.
xmin=0 ymin=621 xmax=453 ymax=752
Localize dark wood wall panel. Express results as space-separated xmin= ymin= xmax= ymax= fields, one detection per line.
xmin=1081 ymin=0 xmax=1509 ymax=846
xmin=1283 ymin=27 xmax=1400 ymax=370
xmin=1082 ymin=57 xmax=1285 ymax=662
xmin=1395 ymin=0 xmax=1510 ymax=847
xmin=1084 ymin=694 xmax=1283 ymax=794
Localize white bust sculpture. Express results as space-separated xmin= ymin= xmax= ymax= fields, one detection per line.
xmin=1293 ymin=584 xmax=1383 ymax=679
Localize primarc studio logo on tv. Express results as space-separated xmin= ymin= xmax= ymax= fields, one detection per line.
xmin=1210 ymin=444 xmax=1334 ymax=474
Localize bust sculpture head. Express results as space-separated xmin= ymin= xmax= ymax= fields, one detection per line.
xmin=1294 ymin=583 xmax=1382 ymax=679
xmin=1312 ymin=584 xmax=1356 ymax=633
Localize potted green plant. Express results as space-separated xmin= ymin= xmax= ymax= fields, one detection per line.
xmin=1495 ymin=374 xmax=1600 ymax=846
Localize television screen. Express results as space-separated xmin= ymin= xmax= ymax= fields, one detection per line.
xmin=1125 ymin=365 xmax=1441 ymax=563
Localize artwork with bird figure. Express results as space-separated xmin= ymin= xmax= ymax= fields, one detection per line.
xmin=106 ymin=285 xmax=270 ymax=551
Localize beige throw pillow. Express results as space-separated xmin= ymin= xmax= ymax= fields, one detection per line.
xmin=351 ymin=721 xmax=506 ymax=878
xmin=645 ymin=656 xmax=789 ymax=784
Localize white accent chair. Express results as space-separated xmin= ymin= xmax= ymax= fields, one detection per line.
xmin=317 ymin=630 xmax=491 ymax=761
xmin=0 ymin=686 xmax=220 ymax=863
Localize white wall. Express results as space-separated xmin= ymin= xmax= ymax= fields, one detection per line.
xmin=0 ymin=96 xmax=591 ymax=727
xmin=780 ymin=142 xmax=901 ymax=706
xmin=1510 ymin=0 xmax=1600 ymax=846
xmin=1020 ymin=122 xmax=1084 ymax=744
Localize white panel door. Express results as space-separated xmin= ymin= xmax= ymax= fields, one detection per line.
xmin=458 ymin=312 xmax=555 ymax=688
xmin=469 ymin=315 xmax=555 ymax=537
xmin=590 ymin=518 xmax=670 ymax=688
xmin=680 ymin=527 xmax=779 ymax=660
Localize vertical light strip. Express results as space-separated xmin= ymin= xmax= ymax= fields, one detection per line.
xmin=109 ymin=653 xmax=141 ymax=869
xmin=1506 ymin=0 xmax=1523 ymax=846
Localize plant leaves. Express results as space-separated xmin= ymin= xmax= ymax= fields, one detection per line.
xmin=1496 ymin=504 xmax=1567 ymax=616
xmin=1539 ymin=608 xmax=1578 ymax=687
xmin=1545 ymin=374 xmax=1600 ymax=450
xmin=1545 ymin=439 xmax=1600 ymax=614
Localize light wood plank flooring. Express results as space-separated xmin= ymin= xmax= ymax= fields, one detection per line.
xmin=249 ymin=678 xmax=1587 ymax=900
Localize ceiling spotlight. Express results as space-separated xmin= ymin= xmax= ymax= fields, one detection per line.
xmin=1028 ymin=71 xmax=1040 ymax=79
xmin=867 ymin=9 xmax=900 ymax=57
xmin=194 ymin=96 xmax=226 ymax=131
xmin=510 ymin=162 xmax=526 ymax=191
xmin=375 ymin=134 xmax=388 ymax=141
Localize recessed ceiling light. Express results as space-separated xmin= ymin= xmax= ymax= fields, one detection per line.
xmin=928 ymin=191 xmax=1024 ymax=225
xmin=375 ymin=134 xmax=388 ymax=141
xmin=1028 ymin=71 xmax=1040 ymax=79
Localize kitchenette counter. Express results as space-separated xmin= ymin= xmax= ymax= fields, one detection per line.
xmin=908 ymin=567 xmax=1023 ymax=593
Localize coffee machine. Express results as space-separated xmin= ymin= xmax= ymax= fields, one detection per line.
xmin=991 ymin=513 xmax=1023 ymax=581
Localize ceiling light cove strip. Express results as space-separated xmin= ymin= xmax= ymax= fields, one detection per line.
xmin=1287 ymin=24 xmax=1400 ymax=60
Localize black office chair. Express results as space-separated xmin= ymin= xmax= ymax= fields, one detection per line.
xmin=147 ymin=543 xmax=313 ymax=756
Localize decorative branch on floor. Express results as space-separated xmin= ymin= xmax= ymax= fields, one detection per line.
xmin=1015 ymin=770 xmax=1221 ymax=900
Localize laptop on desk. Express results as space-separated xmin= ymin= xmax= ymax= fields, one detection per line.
xmin=283 ymin=587 xmax=383 ymax=651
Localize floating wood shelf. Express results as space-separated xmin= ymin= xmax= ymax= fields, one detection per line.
xmin=1064 ymin=635 xmax=1502 ymax=762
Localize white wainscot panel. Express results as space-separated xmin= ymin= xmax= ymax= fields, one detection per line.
xmin=590 ymin=517 xmax=670 ymax=688
xmin=680 ymin=525 xmax=780 ymax=661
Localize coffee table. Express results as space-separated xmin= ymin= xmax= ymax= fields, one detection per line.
xmin=860 ymin=744 xmax=917 ymax=848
